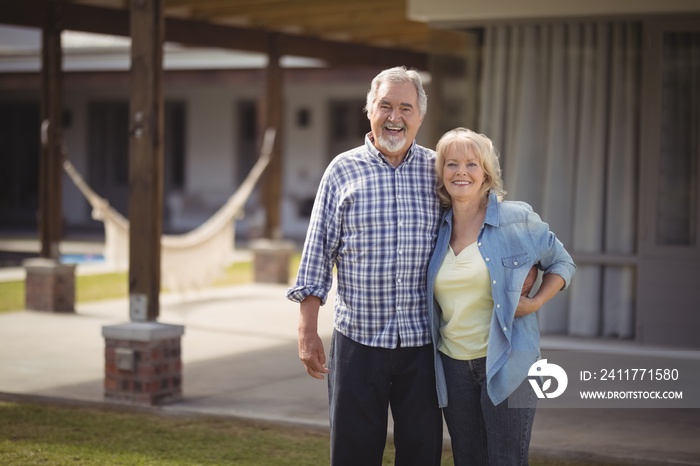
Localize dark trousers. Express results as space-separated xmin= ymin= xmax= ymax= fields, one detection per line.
xmin=441 ymin=355 xmax=536 ymax=466
xmin=328 ymin=330 xmax=443 ymax=466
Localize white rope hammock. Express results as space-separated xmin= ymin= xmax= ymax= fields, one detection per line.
xmin=63 ymin=128 xmax=275 ymax=291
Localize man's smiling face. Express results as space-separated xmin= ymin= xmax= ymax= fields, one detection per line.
xmin=368 ymin=81 xmax=423 ymax=160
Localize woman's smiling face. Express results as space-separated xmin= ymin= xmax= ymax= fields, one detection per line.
xmin=442 ymin=147 xmax=486 ymax=205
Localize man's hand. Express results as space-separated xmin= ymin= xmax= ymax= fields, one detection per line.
xmin=521 ymin=265 xmax=538 ymax=297
xmin=515 ymin=272 xmax=565 ymax=317
xmin=298 ymin=296 xmax=329 ymax=380
xmin=515 ymin=296 xmax=539 ymax=317
xmin=298 ymin=330 xmax=329 ymax=380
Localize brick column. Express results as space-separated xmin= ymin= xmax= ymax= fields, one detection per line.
xmin=250 ymin=239 xmax=296 ymax=284
xmin=102 ymin=322 xmax=185 ymax=405
xmin=23 ymin=258 xmax=76 ymax=312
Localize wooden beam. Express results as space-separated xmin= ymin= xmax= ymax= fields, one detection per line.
xmin=183 ymin=0 xmax=402 ymax=17
xmin=165 ymin=16 xmax=269 ymax=53
xmin=0 ymin=0 xmax=428 ymax=69
xmin=1 ymin=0 xmax=48 ymax=28
xmin=39 ymin=1 xmax=64 ymax=260
xmin=59 ymin=2 xmax=131 ymax=36
xmin=191 ymin=1 xmax=402 ymax=21
xmin=127 ymin=0 xmax=164 ymax=322
xmin=280 ymin=34 xmax=427 ymax=69
xmin=165 ymin=0 xmax=281 ymax=9
xmin=261 ymin=33 xmax=283 ymax=240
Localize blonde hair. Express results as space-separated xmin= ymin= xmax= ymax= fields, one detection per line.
xmin=435 ymin=127 xmax=506 ymax=208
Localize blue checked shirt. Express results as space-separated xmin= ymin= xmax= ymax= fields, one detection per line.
xmin=287 ymin=134 xmax=441 ymax=348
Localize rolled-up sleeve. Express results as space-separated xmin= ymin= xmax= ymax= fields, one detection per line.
xmin=526 ymin=209 xmax=576 ymax=289
xmin=286 ymin=170 xmax=340 ymax=305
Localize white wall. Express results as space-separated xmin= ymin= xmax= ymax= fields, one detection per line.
xmin=53 ymin=74 xmax=380 ymax=242
xmin=185 ymin=86 xmax=238 ymax=196
xmin=282 ymin=81 xmax=369 ymax=240
xmin=62 ymin=93 xmax=89 ymax=225
xmin=61 ymin=86 xmax=130 ymax=226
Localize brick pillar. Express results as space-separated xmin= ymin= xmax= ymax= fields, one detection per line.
xmin=250 ymin=239 xmax=296 ymax=284
xmin=102 ymin=322 xmax=185 ymax=405
xmin=23 ymin=258 xmax=76 ymax=312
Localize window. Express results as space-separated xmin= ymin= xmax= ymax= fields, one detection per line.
xmin=328 ymin=100 xmax=368 ymax=161
xmin=88 ymin=100 xmax=186 ymax=217
xmin=657 ymin=31 xmax=700 ymax=247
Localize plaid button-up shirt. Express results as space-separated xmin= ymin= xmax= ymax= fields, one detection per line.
xmin=287 ymin=135 xmax=441 ymax=348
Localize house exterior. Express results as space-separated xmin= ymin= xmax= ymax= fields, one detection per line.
xmin=0 ymin=31 xmax=403 ymax=241
xmin=1 ymin=0 xmax=699 ymax=349
xmin=408 ymin=0 xmax=700 ymax=348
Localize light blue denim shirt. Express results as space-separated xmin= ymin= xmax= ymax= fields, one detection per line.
xmin=427 ymin=193 xmax=576 ymax=407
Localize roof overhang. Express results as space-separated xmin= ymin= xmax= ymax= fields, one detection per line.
xmin=408 ymin=0 xmax=700 ymax=25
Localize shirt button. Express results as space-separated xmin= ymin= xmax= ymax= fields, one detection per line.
xmin=496 ymin=304 xmax=500 ymax=308
xmin=503 ymin=326 xmax=508 ymax=332
xmin=398 ymin=250 xmax=403 ymax=255
xmin=492 ymin=280 xmax=496 ymax=285
xmin=478 ymin=242 xmax=482 ymax=246
xmin=514 ymin=261 xmax=519 ymax=265
xmin=397 ymin=279 xmax=402 ymax=283
xmin=485 ymin=257 xmax=490 ymax=262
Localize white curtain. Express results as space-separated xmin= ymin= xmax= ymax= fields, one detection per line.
xmin=479 ymin=22 xmax=641 ymax=338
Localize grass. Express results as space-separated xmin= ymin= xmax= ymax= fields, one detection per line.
xmin=0 ymin=253 xmax=301 ymax=314
xmin=0 ymin=400 xmax=332 ymax=466
xmin=0 ymin=400 xmax=615 ymax=466
xmin=2 ymin=252 xmax=613 ymax=466
xmin=0 ymin=280 xmax=24 ymax=314
xmin=0 ymin=272 xmax=133 ymax=314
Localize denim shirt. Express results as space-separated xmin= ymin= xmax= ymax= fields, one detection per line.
xmin=427 ymin=193 xmax=576 ymax=407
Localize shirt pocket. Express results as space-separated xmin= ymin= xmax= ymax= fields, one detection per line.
xmin=502 ymin=252 xmax=530 ymax=292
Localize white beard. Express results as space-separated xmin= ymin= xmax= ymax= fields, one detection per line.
xmin=377 ymin=132 xmax=406 ymax=153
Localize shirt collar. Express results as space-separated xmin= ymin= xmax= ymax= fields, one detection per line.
xmin=442 ymin=192 xmax=501 ymax=227
xmin=484 ymin=192 xmax=500 ymax=227
xmin=364 ymin=132 xmax=416 ymax=166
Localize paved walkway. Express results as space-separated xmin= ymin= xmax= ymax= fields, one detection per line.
xmin=1 ymin=271 xmax=700 ymax=464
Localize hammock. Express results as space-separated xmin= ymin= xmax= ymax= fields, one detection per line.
xmin=63 ymin=128 xmax=275 ymax=291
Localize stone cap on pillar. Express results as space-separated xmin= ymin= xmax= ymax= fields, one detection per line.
xmin=250 ymin=239 xmax=296 ymax=255
xmin=102 ymin=322 xmax=185 ymax=342
xmin=23 ymin=258 xmax=76 ymax=274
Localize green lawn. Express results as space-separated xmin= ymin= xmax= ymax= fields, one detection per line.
xmin=0 ymin=401 xmax=614 ymax=466
xmin=1 ymin=253 xmax=615 ymax=466
xmin=0 ymin=400 xmax=333 ymax=466
xmin=0 ymin=279 xmax=24 ymax=314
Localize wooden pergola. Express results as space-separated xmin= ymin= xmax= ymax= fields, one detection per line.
xmin=2 ymin=0 xmax=464 ymax=320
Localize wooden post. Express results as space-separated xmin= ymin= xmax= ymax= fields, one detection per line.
xmin=128 ymin=0 xmax=164 ymax=322
xmin=261 ymin=33 xmax=284 ymax=240
xmin=26 ymin=2 xmax=76 ymax=313
xmin=39 ymin=2 xmax=64 ymax=260
xmin=252 ymin=34 xmax=295 ymax=284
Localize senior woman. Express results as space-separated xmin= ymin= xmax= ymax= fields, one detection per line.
xmin=427 ymin=128 xmax=576 ymax=466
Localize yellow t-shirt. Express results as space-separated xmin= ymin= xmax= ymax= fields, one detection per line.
xmin=434 ymin=242 xmax=493 ymax=360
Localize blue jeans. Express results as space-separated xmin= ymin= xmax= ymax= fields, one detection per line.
xmin=441 ymin=354 xmax=536 ymax=466
xmin=328 ymin=330 xmax=443 ymax=466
